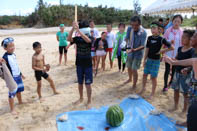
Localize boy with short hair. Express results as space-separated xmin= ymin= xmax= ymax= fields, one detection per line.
xmin=164 ymin=32 xmax=197 ymax=130
xmin=139 ymin=22 xmax=174 ymax=99
xmin=32 ymin=42 xmax=59 ymax=101
xmin=2 ymin=37 xmax=25 ymax=114
xmin=170 ymin=30 xmax=195 ymax=113
xmin=56 ymin=24 xmax=69 ymax=65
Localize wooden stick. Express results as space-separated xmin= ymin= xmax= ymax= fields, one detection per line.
xmin=75 ymin=5 xmax=77 ymax=22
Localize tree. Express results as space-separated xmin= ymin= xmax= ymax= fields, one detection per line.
xmin=133 ymin=0 xmax=141 ymax=15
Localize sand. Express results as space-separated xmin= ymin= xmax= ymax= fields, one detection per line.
xmin=0 ymin=27 xmax=186 ymax=131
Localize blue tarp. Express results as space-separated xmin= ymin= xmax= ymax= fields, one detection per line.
xmin=56 ymin=97 xmax=186 ymax=131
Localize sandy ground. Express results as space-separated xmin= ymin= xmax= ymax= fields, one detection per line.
xmin=0 ymin=27 xmax=186 ymax=131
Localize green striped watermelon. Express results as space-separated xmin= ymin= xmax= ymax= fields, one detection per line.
xmin=106 ymin=105 xmax=124 ymax=127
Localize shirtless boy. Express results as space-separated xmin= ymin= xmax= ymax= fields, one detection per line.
xmin=32 ymin=42 xmax=59 ymax=101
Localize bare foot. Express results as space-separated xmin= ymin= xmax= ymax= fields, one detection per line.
xmin=72 ymin=99 xmax=83 ymax=106
xmin=148 ymin=95 xmax=154 ymax=100
xmin=11 ymin=110 xmax=18 ymax=116
xmin=39 ymin=97 xmax=45 ymax=103
xmin=169 ymin=107 xmax=178 ymax=112
xmin=86 ymin=102 xmax=92 ymax=110
xmin=139 ymin=88 xmax=146 ymax=95
xmin=124 ymin=79 xmax=132 ymax=84
xmin=176 ymin=121 xmax=187 ymax=127
xmin=54 ymin=91 xmax=60 ymax=95
xmin=130 ymin=86 xmax=137 ymax=92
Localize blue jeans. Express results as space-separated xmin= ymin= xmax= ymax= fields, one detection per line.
xmin=76 ymin=66 xmax=93 ymax=85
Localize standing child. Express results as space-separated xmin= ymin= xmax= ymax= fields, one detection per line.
xmin=90 ymin=30 xmax=97 ymax=71
xmin=67 ymin=20 xmax=93 ymax=109
xmin=163 ymin=32 xmax=197 ymax=130
xmin=106 ymin=23 xmax=115 ymax=69
xmin=112 ymin=23 xmax=127 ymax=73
xmin=170 ymin=30 xmax=195 ymax=113
xmin=2 ymin=37 xmax=25 ymax=106
xmin=56 ymin=24 xmax=69 ymax=65
xmin=94 ymin=32 xmax=108 ymax=76
xmin=139 ymin=22 xmax=174 ymax=99
xmin=32 ymin=42 xmax=59 ymax=101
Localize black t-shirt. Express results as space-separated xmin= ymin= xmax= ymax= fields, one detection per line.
xmin=71 ymin=36 xmax=92 ymax=67
xmin=94 ymin=38 xmax=108 ymax=51
xmin=175 ymin=47 xmax=195 ymax=73
xmin=146 ymin=35 xmax=171 ymax=60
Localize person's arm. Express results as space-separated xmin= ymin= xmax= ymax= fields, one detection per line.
xmin=133 ymin=46 xmax=144 ymax=52
xmin=125 ymin=27 xmax=131 ymax=43
xmin=32 ymin=56 xmax=43 ymax=71
xmin=76 ymin=29 xmax=91 ymax=43
xmin=158 ymin=38 xmax=174 ymax=54
xmin=56 ymin=34 xmax=59 ymax=41
xmin=143 ymin=48 xmax=149 ymax=67
xmin=164 ymin=56 xmax=195 ymax=66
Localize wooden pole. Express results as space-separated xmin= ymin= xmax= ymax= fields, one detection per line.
xmin=75 ymin=5 xmax=77 ymax=22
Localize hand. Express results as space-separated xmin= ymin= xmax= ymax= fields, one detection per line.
xmin=181 ymin=68 xmax=188 ymax=75
xmin=0 ymin=58 xmax=5 ymax=63
xmin=72 ymin=21 xmax=79 ymax=31
xmin=127 ymin=49 xmax=133 ymax=54
xmin=45 ymin=64 xmax=50 ymax=72
xmin=21 ymin=74 xmax=26 ymax=80
xmin=158 ymin=50 xmax=165 ymax=55
xmin=163 ymin=56 xmax=173 ymax=64
xmin=171 ymin=40 xmax=175 ymax=44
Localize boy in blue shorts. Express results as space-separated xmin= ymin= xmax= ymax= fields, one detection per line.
xmin=67 ymin=20 xmax=93 ymax=109
xmin=139 ymin=22 xmax=174 ymax=99
xmin=2 ymin=37 xmax=25 ymax=113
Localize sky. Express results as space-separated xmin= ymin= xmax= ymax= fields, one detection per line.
xmin=0 ymin=0 xmax=156 ymax=16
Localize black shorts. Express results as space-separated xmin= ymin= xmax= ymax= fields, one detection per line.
xmin=35 ymin=71 xmax=49 ymax=81
xmin=59 ymin=46 xmax=67 ymax=54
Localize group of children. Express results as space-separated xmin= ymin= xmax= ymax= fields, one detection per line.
xmin=1 ymin=17 xmax=197 ymax=130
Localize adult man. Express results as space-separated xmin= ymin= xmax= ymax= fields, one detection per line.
xmin=125 ymin=16 xmax=147 ymax=90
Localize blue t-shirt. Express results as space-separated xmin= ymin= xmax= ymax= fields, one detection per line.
xmin=56 ymin=31 xmax=69 ymax=46
xmin=126 ymin=26 xmax=147 ymax=59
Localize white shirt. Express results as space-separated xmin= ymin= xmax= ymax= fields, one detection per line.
xmin=165 ymin=29 xmax=182 ymax=58
xmin=8 ymin=54 xmax=21 ymax=77
xmin=106 ymin=32 xmax=115 ymax=48
xmin=91 ymin=28 xmax=100 ymax=38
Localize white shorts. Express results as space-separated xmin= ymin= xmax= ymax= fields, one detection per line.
xmin=96 ymin=50 xmax=106 ymax=56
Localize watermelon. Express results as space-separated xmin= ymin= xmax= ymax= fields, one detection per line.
xmin=106 ymin=105 xmax=124 ymax=127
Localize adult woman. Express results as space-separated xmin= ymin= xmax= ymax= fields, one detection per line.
xmin=163 ymin=15 xmax=183 ymax=92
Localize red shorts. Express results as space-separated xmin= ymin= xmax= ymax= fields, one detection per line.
xmin=106 ymin=48 xmax=113 ymax=52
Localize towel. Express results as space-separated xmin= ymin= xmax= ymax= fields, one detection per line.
xmin=0 ymin=63 xmax=17 ymax=92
